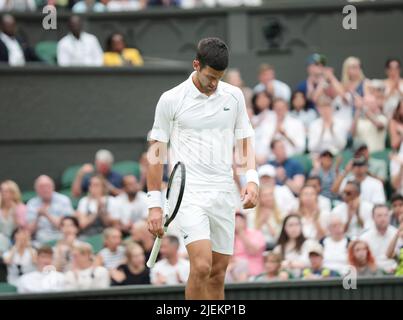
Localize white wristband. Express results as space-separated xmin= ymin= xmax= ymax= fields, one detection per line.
xmin=246 ymin=169 xmax=260 ymax=187
xmin=147 ymin=191 xmax=162 ymax=209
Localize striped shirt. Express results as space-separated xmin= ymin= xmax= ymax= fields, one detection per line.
xmin=98 ymin=246 xmax=125 ymax=270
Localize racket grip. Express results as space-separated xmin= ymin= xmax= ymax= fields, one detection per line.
xmin=146 ymin=236 xmax=163 ymax=268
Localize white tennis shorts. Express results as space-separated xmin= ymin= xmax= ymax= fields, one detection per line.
xmin=175 ymin=190 xmax=237 ymax=255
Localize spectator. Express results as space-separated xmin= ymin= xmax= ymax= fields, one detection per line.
xmin=0 ymin=180 xmax=26 ymax=240
xmin=386 ymin=218 xmax=403 ymax=264
xmin=111 ymin=242 xmax=150 ymax=286
xmin=257 ymin=164 xmax=297 ymax=216
xmin=3 ymin=227 xmax=36 ymax=286
xmin=383 ymin=58 xmax=403 ymax=119
xmin=289 ymin=90 xmax=317 ymax=131
xmin=125 ymin=220 xmax=157 ymax=261
xmin=331 ymin=180 xmax=374 ymax=239
xmin=353 ymin=141 xmax=387 ymax=183
xmin=0 ymin=14 xmax=39 ymax=66
xmin=308 ymin=94 xmax=348 ymax=155
xmin=302 ymin=243 xmax=340 ymax=279
xmin=75 ymin=175 xmax=119 ymax=237
xmin=224 ymin=68 xmax=253 ymax=110
xmin=297 ymin=185 xmax=329 ymax=240
xmin=65 ymin=243 xmax=110 ymax=290
xmin=95 ymin=227 xmax=125 ymax=270
xmin=251 ymin=252 xmax=289 ymax=281
xmin=332 ymin=157 xmax=386 ymax=205
xmin=224 ymin=256 xmax=249 ymax=283
xmin=27 ymin=175 xmax=74 ymax=244
xmin=390 ymin=193 xmax=403 ymax=228
xmin=249 ymin=184 xmax=284 ymax=250
xmin=53 ymin=216 xmax=83 ymax=272
xmin=253 ymin=64 xmax=291 ymax=102
xmin=0 ymin=0 xmax=36 ymax=11
xmin=106 ymin=0 xmax=145 ymax=11
xmin=57 ymin=15 xmax=103 ymax=67
xmin=360 ymin=205 xmax=398 ymax=273
xmin=273 ymin=214 xmax=318 ymax=278
xmin=269 ymin=98 xmax=306 ymax=158
xmin=150 ymin=235 xmax=190 ymax=285
xmin=310 ymin=151 xmax=338 ymax=201
xmin=389 ymin=99 xmax=403 ymax=151
xmin=147 ymin=0 xmax=179 ymax=7
xmin=72 ymin=0 xmax=106 ymax=12
xmin=114 ymin=175 xmax=148 ymax=235
xmin=351 ymin=93 xmax=387 ymax=153
xmin=72 ymin=149 xmax=123 ymax=197
xmin=103 ymin=32 xmax=144 ymax=66
xmin=348 ymin=240 xmax=383 ymax=277
xmin=269 ymin=139 xmax=305 ymax=195
xmin=321 ymin=216 xmax=350 ymax=275
xmin=234 ymin=211 xmax=266 ymax=276
xmin=17 ymin=246 xmax=65 ymax=293
xmin=305 ymin=175 xmax=332 ymax=212
xmin=340 ymin=56 xmax=367 ymax=97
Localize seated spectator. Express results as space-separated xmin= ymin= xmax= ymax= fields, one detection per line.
xmin=17 ymin=246 xmax=65 ymax=293
xmin=389 ymin=99 xmax=403 ymax=150
xmin=257 ymin=164 xmax=297 ymax=215
xmin=268 ymin=98 xmax=306 ymax=158
xmin=332 ymin=157 xmax=386 ymax=205
xmin=111 ymin=242 xmax=150 ymax=286
xmin=150 ymin=235 xmax=190 ymax=285
xmin=386 ymin=218 xmax=403 ymax=265
xmin=0 ymin=0 xmax=36 ymax=11
xmin=289 ymin=90 xmax=317 ymax=131
xmin=305 ymin=176 xmax=332 ymax=212
xmin=27 ymin=175 xmax=74 ymax=244
xmin=297 ymin=185 xmax=329 ymax=240
xmin=360 ymin=205 xmax=398 ymax=274
xmin=354 ymin=142 xmax=387 ymax=183
xmin=103 ymin=32 xmax=144 ymax=67
xmin=0 ymin=180 xmax=26 ymax=241
xmin=351 ymin=93 xmax=387 ymax=153
xmin=251 ymin=252 xmax=289 ymax=282
xmin=308 ymin=94 xmax=348 ymax=155
xmin=72 ymin=0 xmax=106 ymax=12
xmin=95 ymin=228 xmax=125 ymax=270
xmin=383 ymin=58 xmax=403 ymax=119
xmin=348 ymin=240 xmax=383 ymax=277
xmin=76 ymin=175 xmax=119 ymax=237
xmin=72 ymin=149 xmax=123 ymax=197
xmin=57 ymin=15 xmax=103 ymax=67
xmin=0 ymin=14 xmax=39 ymax=66
xmin=390 ymin=193 xmax=403 ymax=228
xmin=253 ymin=64 xmax=291 ymax=102
xmin=251 ymin=91 xmax=274 ymax=165
xmin=302 ymin=243 xmax=340 ymax=279
xmin=65 ymin=243 xmax=110 ymax=290
xmin=3 ymin=227 xmax=36 ymax=286
xmin=269 ymin=139 xmax=305 ymax=195
xmin=53 ymin=216 xmax=83 ymax=272
xmin=114 ymin=175 xmax=148 ymax=235
xmin=224 ymin=256 xmax=249 ymax=283
xmin=249 ymin=184 xmax=284 ymax=250
xmin=234 ymin=211 xmax=266 ymax=276
xmin=321 ymin=216 xmax=350 ymax=275
xmin=224 ymin=68 xmax=253 ymax=109
xmin=125 ymin=220 xmax=157 ymax=261
xmin=273 ymin=214 xmax=319 ymax=278
xmin=310 ymin=150 xmax=338 ymax=200
xmin=106 ymin=0 xmax=145 ymax=12
xmin=331 ymin=180 xmax=374 ymax=239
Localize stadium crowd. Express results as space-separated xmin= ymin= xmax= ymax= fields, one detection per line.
xmin=1 ymin=10 xmax=403 ymax=293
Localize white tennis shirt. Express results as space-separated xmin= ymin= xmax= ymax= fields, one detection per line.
xmin=150 ymin=72 xmax=254 ymax=192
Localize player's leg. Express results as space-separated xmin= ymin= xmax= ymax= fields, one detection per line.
xmin=185 ymin=239 xmax=212 ymax=300
xmin=206 ymin=251 xmax=231 ymax=300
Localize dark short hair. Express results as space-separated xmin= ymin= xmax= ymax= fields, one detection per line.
xmin=346 ymin=180 xmax=361 ymax=194
xmin=106 ymin=32 xmax=126 ymax=51
xmin=270 ymin=138 xmax=283 ymax=150
xmin=391 ymin=193 xmax=403 ymax=204
xmin=385 ymin=58 xmax=401 ymax=69
xmin=165 ymin=235 xmax=179 ymax=248
xmin=372 ymin=204 xmax=389 ymax=216
xmin=196 ymin=37 xmax=229 ymax=71
xmin=307 ymin=175 xmax=321 ymax=186
xmin=37 ymin=246 xmax=53 ymax=256
xmin=61 ymin=216 xmax=80 ymax=230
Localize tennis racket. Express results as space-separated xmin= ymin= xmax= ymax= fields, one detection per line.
xmin=146 ymin=161 xmax=186 ymax=268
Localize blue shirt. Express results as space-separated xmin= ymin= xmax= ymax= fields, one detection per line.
xmin=269 ymin=159 xmax=304 ymax=186
xmin=296 ymin=79 xmax=316 ymax=110
xmin=82 ymin=170 xmax=123 ymax=193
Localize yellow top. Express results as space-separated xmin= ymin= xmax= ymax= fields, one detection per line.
xmin=103 ymin=48 xmax=144 ymax=67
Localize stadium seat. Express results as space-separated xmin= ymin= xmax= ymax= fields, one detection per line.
xmin=61 ymin=164 xmax=83 ymax=190
xmin=0 ymin=282 xmax=17 ymax=294
xmin=371 ymin=148 xmax=392 ymax=166
xmin=290 ymin=154 xmax=312 ymax=175
xmin=83 ymin=233 xmax=104 ymax=254
xmin=35 ymin=41 xmax=58 ymax=65
xmin=21 ymin=190 xmax=36 ymax=203
xmin=338 ymin=149 xmax=354 ymax=170
xmin=113 ymin=161 xmax=141 ymax=179
xmin=59 ymin=188 xmax=81 ymax=210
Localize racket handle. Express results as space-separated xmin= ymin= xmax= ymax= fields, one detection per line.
xmin=146 ymin=236 xmax=163 ymax=268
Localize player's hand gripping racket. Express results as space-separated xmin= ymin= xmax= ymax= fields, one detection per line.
xmin=146 ymin=161 xmax=186 ymax=268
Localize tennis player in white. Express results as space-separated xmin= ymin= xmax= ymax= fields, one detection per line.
xmin=147 ymin=38 xmax=259 ymax=300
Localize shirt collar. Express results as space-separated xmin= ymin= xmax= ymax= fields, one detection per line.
xmin=186 ymin=71 xmax=223 ymax=99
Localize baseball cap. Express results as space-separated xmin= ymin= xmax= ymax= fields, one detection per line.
xmin=257 ymin=164 xmax=276 ymax=178
xmin=353 ymin=140 xmax=368 ymax=154
xmin=308 ymin=243 xmax=324 ymax=256
xmin=307 ymin=53 xmax=326 ymax=66
xmin=352 ymin=156 xmax=368 ymax=167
